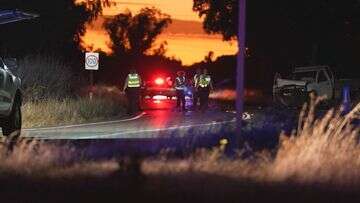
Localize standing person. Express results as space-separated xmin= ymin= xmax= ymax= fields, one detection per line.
xmin=123 ymin=68 xmax=142 ymax=115
xmin=192 ymin=68 xmax=201 ymax=110
xmin=197 ymin=68 xmax=214 ymax=112
xmin=175 ymin=71 xmax=186 ymax=112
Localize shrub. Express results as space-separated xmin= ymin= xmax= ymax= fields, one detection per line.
xmin=16 ymin=54 xmax=77 ymax=102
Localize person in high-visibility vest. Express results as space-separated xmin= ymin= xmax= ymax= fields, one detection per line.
xmin=192 ymin=68 xmax=201 ymax=110
xmin=123 ymin=69 xmax=142 ymax=115
xmin=197 ymin=68 xmax=214 ymax=111
xmin=174 ymin=71 xmax=187 ymax=112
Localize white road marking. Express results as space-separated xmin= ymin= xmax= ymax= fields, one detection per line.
xmin=34 ymin=119 xmax=236 ymax=140
xmin=24 ymin=112 xmax=147 ymax=131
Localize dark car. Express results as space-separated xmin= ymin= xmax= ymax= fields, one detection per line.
xmin=141 ymin=74 xmax=177 ymax=108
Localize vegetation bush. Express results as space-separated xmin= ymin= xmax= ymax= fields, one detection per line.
xmin=17 ymin=54 xmax=77 ymax=102
xmin=13 ymin=53 xmax=128 ymax=128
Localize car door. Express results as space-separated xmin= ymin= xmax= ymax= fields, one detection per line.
xmin=316 ymin=69 xmax=333 ymax=99
xmin=0 ymin=58 xmax=9 ymax=114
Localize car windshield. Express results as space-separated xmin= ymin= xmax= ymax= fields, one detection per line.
xmin=292 ymin=71 xmax=317 ymax=83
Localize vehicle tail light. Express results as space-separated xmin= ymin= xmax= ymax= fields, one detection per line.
xmin=155 ymin=77 xmax=165 ymax=85
xmin=153 ymin=95 xmax=167 ymax=100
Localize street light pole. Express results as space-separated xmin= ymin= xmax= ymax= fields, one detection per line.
xmin=234 ymin=0 xmax=246 ymax=149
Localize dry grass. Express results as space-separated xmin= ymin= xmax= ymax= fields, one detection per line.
xmin=0 ymin=138 xmax=119 ymax=179
xmin=12 ymin=100 xmax=360 ymax=186
xmin=143 ymin=99 xmax=360 ymax=187
xmin=22 ymin=84 xmax=127 ymax=128
xmin=17 ymin=54 xmax=76 ymax=101
xmin=0 ymin=100 xmax=359 ymax=202
xmin=22 ymin=96 xmax=127 ymax=128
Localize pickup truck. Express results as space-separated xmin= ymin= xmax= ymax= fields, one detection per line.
xmin=0 ymin=57 xmax=22 ymax=137
xmin=273 ymin=66 xmax=360 ymax=107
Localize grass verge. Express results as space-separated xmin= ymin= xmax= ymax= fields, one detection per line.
xmin=22 ymin=96 xmax=127 ymax=128
xmin=0 ymin=99 xmax=359 ymax=202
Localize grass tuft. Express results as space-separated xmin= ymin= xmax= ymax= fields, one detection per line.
xmin=22 ymin=96 xmax=127 ymax=128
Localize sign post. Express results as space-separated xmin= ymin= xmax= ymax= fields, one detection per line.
xmin=85 ymin=52 xmax=99 ymax=100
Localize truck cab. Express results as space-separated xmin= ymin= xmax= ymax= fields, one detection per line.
xmin=293 ymin=66 xmax=335 ymax=98
xmin=273 ymin=66 xmax=336 ymax=106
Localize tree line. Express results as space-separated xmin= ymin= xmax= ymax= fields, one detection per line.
xmin=190 ymin=0 xmax=360 ymax=91
xmin=2 ymin=0 xmax=360 ymax=93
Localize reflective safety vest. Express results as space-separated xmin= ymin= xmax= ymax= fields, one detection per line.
xmin=127 ymin=73 xmax=140 ymax=88
xmin=193 ymin=74 xmax=200 ymax=87
xmin=199 ymin=74 xmax=211 ymax=88
xmin=175 ymin=76 xmax=186 ymax=90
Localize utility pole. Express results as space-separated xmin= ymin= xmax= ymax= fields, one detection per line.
xmin=234 ymin=0 xmax=246 ymax=150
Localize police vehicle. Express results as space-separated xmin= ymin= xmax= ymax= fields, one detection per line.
xmin=141 ymin=72 xmax=193 ymax=108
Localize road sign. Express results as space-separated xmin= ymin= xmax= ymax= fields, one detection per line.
xmin=85 ymin=52 xmax=99 ymax=70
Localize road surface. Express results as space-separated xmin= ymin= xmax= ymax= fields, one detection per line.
xmin=19 ymin=108 xmax=237 ymax=156
xmin=22 ymin=109 xmax=236 ymax=140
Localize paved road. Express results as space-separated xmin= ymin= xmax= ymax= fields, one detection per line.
xmin=22 ymin=109 xmax=237 ymax=140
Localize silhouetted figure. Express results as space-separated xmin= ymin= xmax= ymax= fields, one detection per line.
xmin=192 ymin=68 xmax=201 ymax=110
xmin=175 ymin=71 xmax=186 ymax=112
xmin=197 ymin=68 xmax=214 ymax=112
xmin=123 ymin=68 xmax=142 ymax=115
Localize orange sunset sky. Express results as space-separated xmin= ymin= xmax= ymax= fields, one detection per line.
xmin=80 ymin=0 xmax=238 ymax=65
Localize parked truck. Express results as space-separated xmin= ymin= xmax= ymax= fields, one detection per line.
xmin=273 ymin=66 xmax=360 ymax=107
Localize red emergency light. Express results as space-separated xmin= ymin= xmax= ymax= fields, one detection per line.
xmin=155 ymin=77 xmax=165 ymax=85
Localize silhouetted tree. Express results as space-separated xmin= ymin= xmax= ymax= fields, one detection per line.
xmin=152 ymin=41 xmax=168 ymax=57
xmin=204 ymin=51 xmax=214 ymax=63
xmin=193 ymin=0 xmax=238 ymax=41
xmin=0 ymin=0 xmax=109 ymax=58
xmin=193 ymin=0 xmax=360 ymax=76
xmin=104 ymin=7 xmax=171 ymax=59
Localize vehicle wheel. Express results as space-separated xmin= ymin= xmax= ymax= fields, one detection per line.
xmin=275 ymin=93 xmax=293 ymax=108
xmin=2 ymin=100 xmax=22 ymax=137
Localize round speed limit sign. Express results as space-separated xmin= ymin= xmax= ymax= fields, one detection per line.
xmin=85 ymin=52 xmax=99 ymax=70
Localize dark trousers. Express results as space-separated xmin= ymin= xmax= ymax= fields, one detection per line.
xmin=199 ymin=87 xmax=210 ymax=111
xmin=126 ymin=87 xmax=140 ymax=114
xmin=176 ymin=89 xmax=186 ymax=111
xmin=192 ymin=89 xmax=200 ymax=109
